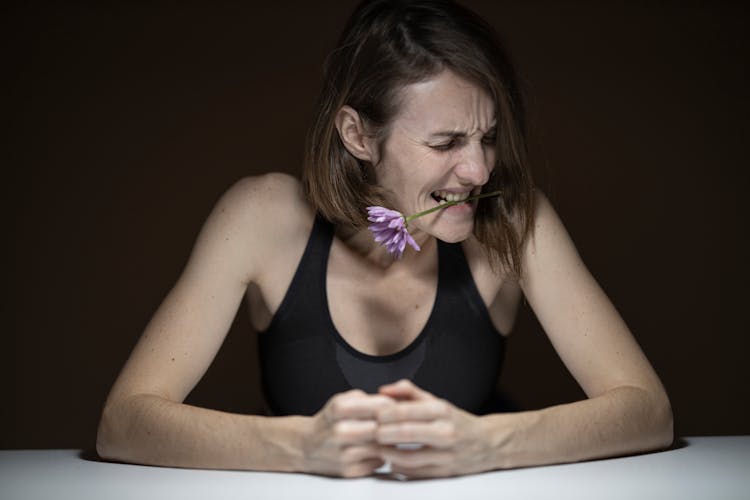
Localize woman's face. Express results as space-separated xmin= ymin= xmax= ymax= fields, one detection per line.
xmin=374 ymin=69 xmax=496 ymax=244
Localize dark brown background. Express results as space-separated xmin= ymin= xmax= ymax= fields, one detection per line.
xmin=3 ymin=1 xmax=748 ymax=449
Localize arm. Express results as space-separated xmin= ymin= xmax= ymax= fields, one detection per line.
xmin=97 ymin=174 xmax=300 ymax=470
xmin=98 ymin=390 xmax=391 ymax=475
xmin=495 ymin=191 xmax=673 ymax=467
xmin=98 ymin=393 xmax=308 ymax=471
xmin=97 ymin=174 xmax=394 ymax=475
xmin=375 ymin=192 xmax=672 ymax=477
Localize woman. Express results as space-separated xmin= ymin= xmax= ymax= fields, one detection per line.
xmin=96 ymin=0 xmax=673 ymax=479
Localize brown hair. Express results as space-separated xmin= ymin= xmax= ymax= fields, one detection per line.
xmin=303 ymin=0 xmax=535 ymax=277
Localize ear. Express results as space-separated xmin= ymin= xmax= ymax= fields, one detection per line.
xmin=334 ymin=105 xmax=377 ymax=163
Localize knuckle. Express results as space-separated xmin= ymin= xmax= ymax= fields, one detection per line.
xmin=433 ymin=400 xmax=450 ymax=417
xmin=330 ymin=398 xmax=351 ymax=418
xmin=332 ymin=421 xmax=351 ymax=440
xmin=327 ymin=398 xmax=343 ymax=416
xmin=330 ymin=392 xmax=346 ymax=404
xmin=399 ymin=423 xmax=416 ymax=442
xmin=392 ymin=405 xmax=407 ymax=420
xmin=341 ymin=464 xmax=368 ymax=478
xmin=329 ymin=390 xmax=366 ymax=418
xmin=374 ymin=394 xmax=395 ymax=409
xmin=375 ymin=425 xmax=389 ymax=442
xmin=434 ymin=420 xmax=456 ymax=443
xmin=334 ymin=420 xmax=374 ymax=444
xmin=340 ymin=446 xmax=359 ymax=463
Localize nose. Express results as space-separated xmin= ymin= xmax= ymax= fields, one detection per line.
xmin=454 ymin=141 xmax=491 ymax=186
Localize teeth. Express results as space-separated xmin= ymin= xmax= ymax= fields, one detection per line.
xmin=434 ymin=190 xmax=470 ymax=203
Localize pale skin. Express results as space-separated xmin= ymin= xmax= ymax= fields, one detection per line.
xmin=97 ymin=69 xmax=673 ymax=479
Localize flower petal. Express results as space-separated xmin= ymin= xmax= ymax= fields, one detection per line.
xmin=365 ymin=205 xmax=418 ymax=258
xmin=404 ymin=231 xmax=421 ymax=252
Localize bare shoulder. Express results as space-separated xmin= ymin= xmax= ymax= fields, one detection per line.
xmin=520 ymin=189 xmax=579 ymax=273
xmin=220 ymin=172 xmax=307 ymax=214
xmin=221 ymin=172 xmax=311 ymax=229
xmin=527 ymin=189 xmax=562 ymax=240
xmin=196 ymin=173 xmax=314 ymax=284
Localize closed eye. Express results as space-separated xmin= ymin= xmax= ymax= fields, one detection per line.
xmin=429 ymin=128 xmax=496 ymax=152
xmin=430 ymin=139 xmax=458 ymax=152
xmin=482 ymin=128 xmax=497 ymax=145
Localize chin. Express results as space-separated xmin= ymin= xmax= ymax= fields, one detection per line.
xmin=432 ymin=224 xmax=474 ymax=244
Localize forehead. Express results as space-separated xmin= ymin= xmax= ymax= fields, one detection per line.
xmin=392 ymin=70 xmax=496 ymax=132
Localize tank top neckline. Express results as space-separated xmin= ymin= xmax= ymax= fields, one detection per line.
xmin=320 ymin=231 xmax=442 ymax=364
xmin=257 ymin=213 xmax=508 ymax=416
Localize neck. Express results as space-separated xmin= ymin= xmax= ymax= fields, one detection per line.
xmin=336 ymin=224 xmax=435 ymax=269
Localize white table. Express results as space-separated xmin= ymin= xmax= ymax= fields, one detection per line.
xmin=1 ymin=436 xmax=748 ymax=499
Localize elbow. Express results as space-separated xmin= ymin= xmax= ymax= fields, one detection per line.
xmin=96 ymin=392 xmax=168 ymax=463
xmin=640 ymin=385 xmax=673 ymax=451
xmin=96 ymin=402 xmax=122 ymax=461
xmin=653 ymin=391 xmax=674 ymax=450
xmin=620 ymin=384 xmax=673 ymax=452
xmin=96 ymin=394 xmax=145 ymax=462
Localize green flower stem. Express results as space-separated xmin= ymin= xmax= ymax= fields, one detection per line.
xmin=403 ymin=189 xmax=502 ymax=226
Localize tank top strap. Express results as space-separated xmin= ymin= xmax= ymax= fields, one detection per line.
xmin=260 ymin=213 xmax=333 ymax=342
xmin=433 ymin=239 xmax=494 ymax=326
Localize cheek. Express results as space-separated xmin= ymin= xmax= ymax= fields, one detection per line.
xmin=379 ymin=153 xmax=425 ymax=190
xmin=376 ymin=163 xmax=407 ymax=191
xmin=372 ymin=163 xmax=413 ymax=210
xmin=487 ymin=148 xmax=497 ymax=171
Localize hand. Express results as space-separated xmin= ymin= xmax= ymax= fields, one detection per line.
xmin=302 ymin=389 xmax=395 ymax=478
xmin=376 ymin=379 xmax=494 ymax=478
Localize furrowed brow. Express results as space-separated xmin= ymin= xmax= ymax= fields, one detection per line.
xmin=428 ymin=124 xmax=497 ymax=138
xmin=429 ymin=130 xmax=466 ymax=139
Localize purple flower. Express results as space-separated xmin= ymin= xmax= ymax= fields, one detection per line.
xmin=365 ymin=189 xmax=502 ymax=259
xmin=366 ymin=206 xmax=421 ymax=259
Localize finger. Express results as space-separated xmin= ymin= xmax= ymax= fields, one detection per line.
xmin=377 ymin=420 xmax=455 ymax=448
xmin=378 ymin=379 xmax=431 ymax=401
xmin=340 ymin=458 xmax=387 ymax=478
xmin=331 ymin=419 xmax=379 ymax=445
xmin=390 ymin=463 xmax=450 ymax=479
xmin=341 ymin=443 xmax=383 ymax=463
xmin=339 ymin=443 xmax=385 ymax=478
xmin=381 ymin=446 xmax=453 ymax=469
xmin=377 ymin=399 xmax=450 ymax=423
xmin=328 ymin=392 xmax=396 ymax=421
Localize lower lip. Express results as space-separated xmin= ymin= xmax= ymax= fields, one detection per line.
xmin=438 ymin=200 xmax=474 ymax=215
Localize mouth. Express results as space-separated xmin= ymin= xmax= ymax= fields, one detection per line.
xmin=430 ymin=189 xmax=473 ymax=205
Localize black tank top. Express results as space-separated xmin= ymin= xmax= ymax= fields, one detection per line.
xmin=258 ymin=215 xmax=506 ymax=416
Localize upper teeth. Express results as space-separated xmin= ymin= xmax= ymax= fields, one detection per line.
xmin=434 ymin=190 xmax=470 ymax=203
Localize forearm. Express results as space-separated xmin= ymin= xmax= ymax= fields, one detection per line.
xmin=484 ymin=385 xmax=673 ymax=469
xmin=96 ymin=393 xmax=309 ymax=472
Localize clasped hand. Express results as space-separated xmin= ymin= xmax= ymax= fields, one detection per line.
xmin=303 ymin=379 xmax=493 ymax=479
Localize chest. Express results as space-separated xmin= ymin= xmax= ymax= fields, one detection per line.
xmin=248 ymin=229 xmax=516 ymax=354
xmin=326 ymin=247 xmax=438 ymax=356
xmin=254 ymin=218 xmax=514 ymax=415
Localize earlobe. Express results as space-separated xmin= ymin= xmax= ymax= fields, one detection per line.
xmin=334 ymin=105 xmax=376 ymax=163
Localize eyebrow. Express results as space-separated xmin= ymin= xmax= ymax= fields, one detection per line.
xmin=428 ymin=125 xmax=497 ymax=139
